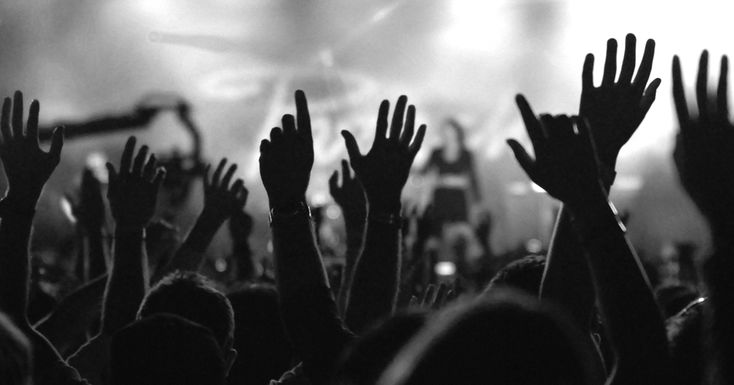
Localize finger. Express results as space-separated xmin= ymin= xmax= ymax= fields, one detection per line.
xmin=259 ymin=139 xmax=271 ymax=154
xmin=132 ymin=145 xmax=149 ymax=176
xmin=507 ymin=139 xmax=536 ymax=178
xmin=601 ymin=38 xmax=618 ymax=86
xmin=1 ymin=98 xmax=11 ymax=141
xmin=239 ymin=184 xmax=249 ymax=206
xmin=212 ymin=158 xmax=227 ymax=187
xmin=672 ymin=55 xmax=690 ymax=125
xmin=12 ymin=91 xmax=24 ymax=138
xmin=341 ymin=158 xmax=351 ymax=180
xmin=105 ymin=162 xmax=118 ymax=185
xmin=640 ymin=78 xmax=662 ymax=117
xmin=152 ymin=167 xmax=167 ymax=189
xmin=203 ymin=164 xmax=212 ymax=189
xmin=373 ymin=100 xmax=390 ymax=146
xmin=295 ymin=90 xmax=312 ymax=143
xmin=221 ymin=163 xmax=238 ymax=188
xmin=400 ymin=105 xmax=416 ymax=147
xmin=49 ymin=126 xmax=64 ymax=159
xmin=230 ymin=178 xmax=244 ymax=197
xmin=27 ymin=99 xmax=40 ymax=144
xmin=582 ymin=54 xmax=595 ymax=90
xmin=409 ymin=296 xmax=418 ymax=308
xmin=696 ymin=50 xmax=710 ymax=120
xmin=341 ymin=130 xmax=362 ymax=162
xmin=618 ymin=33 xmax=637 ymax=84
xmin=515 ymin=94 xmax=544 ymax=144
xmin=269 ymin=127 xmax=283 ymax=144
xmin=143 ymin=154 xmax=157 ymax=181
xmin=422 ymin=284 xmax=437 ymax=306
xmin=120 ymin=136 xmax=137 ymax=174
xmin=282 ymin=114 xmax=296 ymax=136
xmin=718 ymin=55 xmax=729 ymax=121
xmin=553 ymin=115 xmax=575 ymax=137
xmin=389 ymin=95 xmax=408 ymax=141
xmin=328 ymin=170 xmax=339 ymax=196
xmin=633 ymin=38 xmax=656 ymax=89
xmin=408 ymin=124 xmax=427 ymax=156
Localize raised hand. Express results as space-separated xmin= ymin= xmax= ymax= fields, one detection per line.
xmin=0 ymin=91 xmax=64 ymax=206
xmin=672 ymin=51 xmax=734 ymax=232
xmin=508 ymin=95 xmax=603 ymax=206
xmin=201 ymin=158 xmax=248 ymax=222
xmin=329 ymin=159 xmax=367 ymax=224
xmin=341 ymin=95 xmax=426 ymax=213
xmin=580 ymin=34 xmax=661 ymax=186
xmin=105 ymin=136 xmax=165 ymax=228
xmin=260 ymin=90 xmax=313 ymax=210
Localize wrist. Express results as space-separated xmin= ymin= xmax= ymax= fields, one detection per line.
xmin=367 ymin=196 xmax=402 ymax=216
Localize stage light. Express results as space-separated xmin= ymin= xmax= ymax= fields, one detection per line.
xmin=435 ymin=261 xmax=456 ymax=276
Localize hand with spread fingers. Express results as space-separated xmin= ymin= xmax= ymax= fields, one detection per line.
xmin=508 ymin=95 xmax=603 ymax=207
xmin=329 ymin=159 xmax=367 ymax=226
xmin=105 ymin=136 xmax=165 ymax=228
xmin=259 ymin=90 xmax=314 ymax=210
xmin=201 ymin=158 xmax=248 ymax=223
xmin=580 ymin=33 xmax=661 ymax=187
xmin=341 ymin=95 xmax=426 ymax=214
xmin=672 ymin=51 xmax=734 ymax=232
xmin=0 ymin=91 xmax=64 ymax=207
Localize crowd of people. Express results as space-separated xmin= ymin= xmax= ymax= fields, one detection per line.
xmin=0 ymin=32 xmax=731 ymax=385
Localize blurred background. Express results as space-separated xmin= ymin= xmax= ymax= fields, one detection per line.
xmin=0 ymin=0 xmax=731 ymax=273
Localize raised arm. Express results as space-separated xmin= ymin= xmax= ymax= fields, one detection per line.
xmin=260 ymin=90 xmax=352 ymax=384
xmin=330 ymin=159 xmax=367 ymax=315
xmin=72 ymin=168 xmax=109 ymax=282
xmin=672 ymin=51 xmax=734 ymax=384
xmin=0 ymin=92 xmax=87 ymax=384
xmin=508 ymin=97 xmax=671 ymax=385
xmin=102 ymin=136 xmax=165 ymax=334
xmin=341 ymin=95 xmax=426 ymax=332
xmin=153 ymin=158 xmax=247 ymax=282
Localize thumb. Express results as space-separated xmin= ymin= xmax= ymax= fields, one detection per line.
xmin=341 ymin=130 xmax=362 ymax=162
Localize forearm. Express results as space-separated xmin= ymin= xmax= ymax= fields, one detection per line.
xmin=87 ymin=228 xmax=108 ymax=279
xmin=337 ymin=217 xmax=366 ymax=314
xmin=703 ymin=233 xmax=734 ymax=384
xmin=155 ymin=212 xmax=223 ymax=281
xmin=345 ymin=213 xmax=400 ymax=333
xmin=0 ymin=195 xmax=36 ymax=326
xmin=540 ymin=205 xmax=595 ymax=328
xmin=568 ymin=192 xmax=669 ymax=380
xmin=102 ymin=226 xmax=148 ymax=334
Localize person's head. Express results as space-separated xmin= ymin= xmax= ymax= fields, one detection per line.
xmin=226 ymin=284 xmax=294 ymax=385
xmin=336 ymin=311 xmax=428 ymax=385
xmin=0 ymin=312 xmax=31 ymax=385
xmin=442 ymin=118 xmax=466 ymax=149
xmin=110 ymin=313 xmax=227 ymax=385
xmin=378 ymin=289 xmax=596 ymax=385
xmin=138 ymin=271 xmax=237 ymax=372
xmin=484 ymin=254 xmax=546 ymax=296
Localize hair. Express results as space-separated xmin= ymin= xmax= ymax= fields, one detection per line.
xmin=378 ymin=289 xmax=596 ymax=385
xmin=336 ymin=310 xmax=428 ymax=385
xmin=226 ymin=284 xmax=294 ymax=385
xmin=138 ymin=271 xmax=235 ymax=349
xmin=444 ymin=118 xmax=467 ymax=150
xmin=0 ymin=312 xmax=31 ymax=385
xmin=110 ymin=313 xmax=226 ymax=385
xmin=485 ymin=254 xmax=546 ymax=296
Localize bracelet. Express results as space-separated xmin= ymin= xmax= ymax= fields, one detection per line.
xmin=269 ymin=201 xmax=311 ymax=225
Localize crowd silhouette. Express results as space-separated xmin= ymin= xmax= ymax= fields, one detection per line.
xmin=1 ymin=32 xmax=732 ymax=385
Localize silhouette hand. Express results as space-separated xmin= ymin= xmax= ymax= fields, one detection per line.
xmin=106 ymin=136 xmax=165 ymax=228
xmin=329 ymin=159 xmax=366 ymax=223
xmin=0 ymin=91 xmax=64 ymax=205
xmin=72 ymin=168 xmax=106 ymax=230
xmin=672 ymin=51 xmax=734 ymax=230
xmin=259 ymin=90 xmax=313 ymax=209
xmin=201 ymin=158 xmax=248 ymax=223
xmin=508 ymin=95 xmax=603 ymax=206
xmin=341 ymin=96 xmax=426 ymax=213
xmin=580 ymin=34 xmax=660 ymax=186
